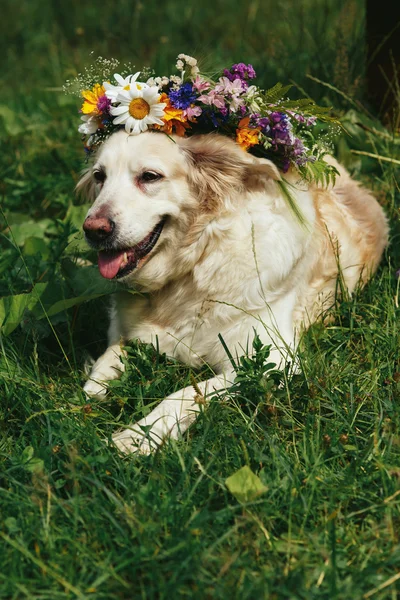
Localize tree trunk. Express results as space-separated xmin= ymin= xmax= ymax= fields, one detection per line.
xmin=366 ymin=2 xmax=400 ymax=123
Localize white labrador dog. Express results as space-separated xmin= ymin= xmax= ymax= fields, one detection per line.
xmin=78 ymin=129 xmax=388 ymax=454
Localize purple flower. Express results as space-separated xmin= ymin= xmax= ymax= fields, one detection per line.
xmin=268 ymin=113 xmax=294 ymax=147
xmin=223 ymin=63 xmax=256 ymax=88
xmin=288 ymin=111 xmax=317 ymax=127
xmin=294 ymin=113 xmax=306 ymax=124
xmin=293 ymin=137 xmax=305 ymax=156
xmin=249 ymin=110 xmax=311 ymax=169
xmin=396 ymin=269 xmax=400 ymax=279
xmin=97 ymin=95 xmax=111 ymax=114
xmin=250 ymin=114 xmax=271 ymax=134
xmin=269 ymin=111 xmax=289 ymax=125
xmin=292 ymin=138 xmax=308 ymax=166
xmin=169 ymin=83 xmax=197 ymax=109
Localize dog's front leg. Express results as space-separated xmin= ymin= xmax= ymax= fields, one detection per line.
xmin=84 ymin=343 xmax=125 ymax=399
xmin=112 ymin=372 xmax=233 ymax=455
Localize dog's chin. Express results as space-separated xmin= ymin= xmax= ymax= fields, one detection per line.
xmin=96 ymin=217 xmax=167 ymax=280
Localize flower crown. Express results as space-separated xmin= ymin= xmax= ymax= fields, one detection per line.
xmin=69 ymin=54 xmax=340 ymax=185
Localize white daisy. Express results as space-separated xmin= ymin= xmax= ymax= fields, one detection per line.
xmin=103 ymin=72 xmax=144 ymax=101
xmin=110 ymin=86 xmax=166 ymax=134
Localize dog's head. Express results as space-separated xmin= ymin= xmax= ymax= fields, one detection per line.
xmin=77 ymin=130 xmax=281 ymax=290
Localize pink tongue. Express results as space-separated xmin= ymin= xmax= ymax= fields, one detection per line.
xmin=98 ymin=250 xmax=126 ymax=279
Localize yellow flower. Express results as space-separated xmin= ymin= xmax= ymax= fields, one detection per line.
xmin=236 ymin=117 xmax=260 ymax=151
xmin=81 ymin=84 xmax=107 ymax=116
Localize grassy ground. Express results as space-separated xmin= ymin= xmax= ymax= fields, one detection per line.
xmin=1 ymin=0 xmax=400 ymax=598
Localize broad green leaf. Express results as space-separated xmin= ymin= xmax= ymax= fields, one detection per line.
xmin=0 ymin=283 xmax=48 ymax=335
xmin=6 ymin=219 xmax=56 ymax=246
xmin=225 ymin=466 xmax=268 ymax=503
xmin=2 ymin=211 xmax=33 ymax=226
xmin=45 ymin=293 xmax=106 ymax=317
xmin=23 ymin=236 xmax=49 ymax=259
xmin=65 ymin=263 xmax=117 ymax=297
xmin=30 ymin=264 xmax=128 ymax=320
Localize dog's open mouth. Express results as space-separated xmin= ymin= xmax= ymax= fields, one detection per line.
xmin=97 ymin=218 xmax=167 ymax=279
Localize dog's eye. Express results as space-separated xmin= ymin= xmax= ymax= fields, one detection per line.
xmin=139 ymin=171 xmax=164 ymax=183
xmin=93 ymin=170 xmax=106 ymax=184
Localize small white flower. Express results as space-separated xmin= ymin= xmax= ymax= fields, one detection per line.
xmin=146 ymin=75 xmax=169 ymax=88
xmin=78 ymin=115 xmax=100 ymax=135
xmin=110 ymin=85 xmax=166 ymax=134
xmin=177 ymin=53 xmax=197 ymax=67
xmin=246 ymin=85 xmax=261 ymax=112
xmin=169 ymin=75 xmax=182 ymax=87
xmin=177 ymin=54 xmax=199 ymax=77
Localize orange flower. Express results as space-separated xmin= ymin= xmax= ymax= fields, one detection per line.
xmin=155 ymin=93 xmax=190 ymax=137
xmin=236 ymin=117 xmax=260 ymax=151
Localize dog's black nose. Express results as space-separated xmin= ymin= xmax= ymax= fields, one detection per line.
xmin=83 ymin=216 xmax=115 ymax=242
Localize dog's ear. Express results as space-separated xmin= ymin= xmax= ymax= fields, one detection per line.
xmin=179 ymin=135 xmax=281 ymax=212
xmin=75 ymin=168 xmax=96 ymax=203
xmin=179 ymin=135 xmax=252 ymax=212
xmin=244 ymin=157 xmax=281 ymax=186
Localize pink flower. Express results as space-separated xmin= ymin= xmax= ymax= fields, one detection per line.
xmin=213 ymin=77 xmax=245 ymax=112
xmin=215 ymin=76 xmax=244 ymax=95
xmin=192 ymin=76 xmax=211 ymax=93
xmin=183 ymin=105 xmax=202 ymax=121
xmin=198 ymin=91 xmax=226 ymax=109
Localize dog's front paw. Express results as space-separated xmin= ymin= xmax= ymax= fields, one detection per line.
xmin=83 ymin=378 xmax=109 ymax=399
xmin=111 ymin=427 xmax=159 ymax=455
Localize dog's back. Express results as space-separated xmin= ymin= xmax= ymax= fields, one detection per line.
xmin=294 ymin=156 xmax=389 ymax=325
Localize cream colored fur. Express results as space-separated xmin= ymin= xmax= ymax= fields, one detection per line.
xmin=79 ymin=130 xmax=388 ymax=454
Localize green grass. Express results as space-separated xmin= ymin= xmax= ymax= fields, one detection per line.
xmin=1 ymin=0 xmax=400 ymax=598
